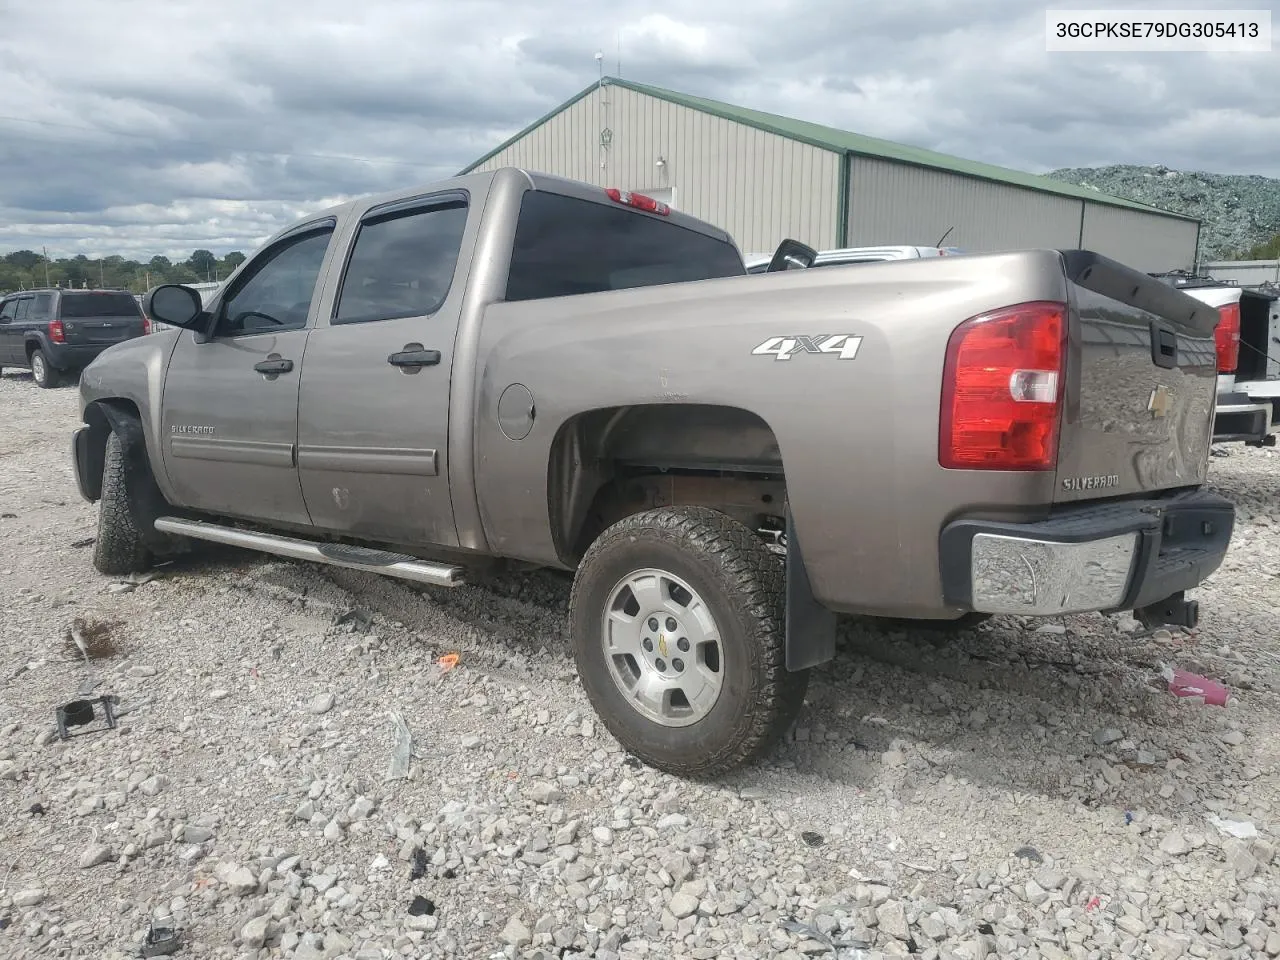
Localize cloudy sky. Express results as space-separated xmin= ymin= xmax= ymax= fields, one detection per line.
xmin=1 ymin=0 xmax=1277 ymax=259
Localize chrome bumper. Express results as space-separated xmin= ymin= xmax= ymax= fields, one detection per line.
xmin=939 ymin=491 xmax=1234 ymax=617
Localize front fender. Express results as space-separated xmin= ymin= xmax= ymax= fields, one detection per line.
xmin=78 ymin=331 xmax=183 ymax=504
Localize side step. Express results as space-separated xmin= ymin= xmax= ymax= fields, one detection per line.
xmin=153 ymin=517 xmax=465 ymax=587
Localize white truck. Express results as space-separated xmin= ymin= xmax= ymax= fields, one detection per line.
xmin=1150 ymin=271 xmax=1280 ymax=446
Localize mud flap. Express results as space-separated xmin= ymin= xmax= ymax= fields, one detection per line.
xmin=785 ymin=510 xmax=837 ymax=671
xmin=98 ymin=406 xmax=188 ymax=556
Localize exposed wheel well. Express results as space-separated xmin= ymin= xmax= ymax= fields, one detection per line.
xmin=80 ymin=399 xmax=144 ymax=501
xmin=548 ymin=404 xmax=787 ymax=564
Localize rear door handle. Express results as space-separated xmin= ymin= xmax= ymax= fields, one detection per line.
xmin=388 ymin=345 xmax=441 ymax=368
xmin=253 ymin=357 xmax=294 ymax=375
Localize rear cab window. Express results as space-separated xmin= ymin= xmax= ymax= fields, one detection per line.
xmin=504 ymin=191 xmax=744 ymax=302
xmin=58 ymin=292 xmax=142 ymax=319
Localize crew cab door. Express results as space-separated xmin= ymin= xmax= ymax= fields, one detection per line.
xmin=160 ymin=220 xmax=336 ymax=526
xmin=297 ymin=192 xmax=470 ymax=546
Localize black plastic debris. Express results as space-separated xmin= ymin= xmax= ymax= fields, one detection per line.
xmin=1013 ymin=845 xmax=1043 ymax=864
xmin=407 ymin=895 xmax=435 ymax=917
xmin=800 ymin=831 xmax=825 ymax=848
xmin=28 ymin=802 xmax=45 ymax=816
xmin=441 ymin=867 xmax=456 ymax=880
xmin=56 ymin=695 xmax=119 ymax=740
xmin=139 ymin=918 xmax=182 ymax=957
xmin=977 ymin=922 xmax=995 ymax=936
xmin=409 ymin=847 xmax=428 ymax=880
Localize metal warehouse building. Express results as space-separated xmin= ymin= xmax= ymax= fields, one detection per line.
xmin=462 ymin=77 xmax=1200 ymax=273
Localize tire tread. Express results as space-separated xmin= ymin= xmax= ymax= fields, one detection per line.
xmin=92 ymin=431 xmax=152 ymax=575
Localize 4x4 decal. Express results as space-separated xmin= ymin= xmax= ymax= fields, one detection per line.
xmin=751 ymin=334 xmax=862 ymax=361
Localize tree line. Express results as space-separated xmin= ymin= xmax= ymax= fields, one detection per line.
xmin=0 ymin=249 xmax=247 ymax=296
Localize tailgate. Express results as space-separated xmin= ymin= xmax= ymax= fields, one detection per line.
xmin=1055 ymin=251 xmax=1218 ymax=503
xmin=58 ymin=292 xmax=145 ymax=345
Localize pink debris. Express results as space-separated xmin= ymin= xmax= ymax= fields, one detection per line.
xmin=1162 ymin=666 xmax=1231 ymax=707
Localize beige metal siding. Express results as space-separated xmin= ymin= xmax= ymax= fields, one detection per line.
xmin=1080 ymin=203 xmax=1199 ymax=272
xmin=847 ymin=156 xmax=1082 ymax=252
xmin=469 ymin=84 xmax=842 ymax=253
xmin=1203 ymin=260 xmax=1280 ymax=285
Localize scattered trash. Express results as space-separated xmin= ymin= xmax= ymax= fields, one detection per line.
xmin=442 ymin=868 xmax=456 ymax=880
xmin=800 ymin=831 xmax=825 ymax=848
xmin=137 ymin=916 xmax=183 ymax=957
xmin=385 ymin=711 xmax=412 ymax=781
xmin=71 ymin=537 xmax=95 ymax=548
xmin=56 ymin=695 xmax=120 ymax=740
xmin=1162 ymin=665 xmax=1231 ymax=706
xmin=407 ymin=895 xmax=435 ymax=917
xmin=1013 ymin=846 xmax=1043 ymax=864
xmin=409 ymin=847 xmax=428 ymax=880
xmin=1124 ymin=811 xmax=1134 ymax=825
xmin=437 ymin=653 xmax=460 ymax=673
xmin=63 ymin=616 xmax=127 ymax=661
xmin=1209 ymin=815 xmax=1258 ymax=840
xmin=28 ymin=802 xmax=44 ymax=816
xmin=978 ymin=922 xmax=995 ymax=935
xmin=1085 ymin=895 xmax=1101 ymax=913
xmin=779 ymin=917 xmax=869 ymax=953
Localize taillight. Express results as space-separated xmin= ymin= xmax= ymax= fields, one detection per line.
xmin=605 ymin=187 xmax=670 ymax=216
xmin=49 ymin=319 xmax=66 ymax=344
xmin=1214 ymin=302 xmax=1240 ymax=374
xmin=940 ymin=301 xmax=1067 ymax=471
xmin=142 ymin=315 xmax=152 ymax=335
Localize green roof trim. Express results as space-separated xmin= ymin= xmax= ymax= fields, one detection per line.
xmin=460 ymin=77 xmax=1197 ymax=223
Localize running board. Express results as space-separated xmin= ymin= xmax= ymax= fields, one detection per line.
xmin=153 ymin=517 xmax=465 ymax=587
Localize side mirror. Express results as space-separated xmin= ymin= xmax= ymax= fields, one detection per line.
xmin=143 ymin=285 xmax=205 ymax=330
xmin=766 ymin=238 xmax=818 ymax=272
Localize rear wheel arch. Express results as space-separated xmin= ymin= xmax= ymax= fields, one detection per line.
xmin=546 ymin=403 xmax=787 ymax=566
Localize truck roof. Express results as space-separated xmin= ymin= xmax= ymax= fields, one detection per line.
xmin=295 ymin=167 xmax=736 ymax=250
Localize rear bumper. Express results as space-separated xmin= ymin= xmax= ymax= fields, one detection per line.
xmin=939 ymin=490 xmax=1233 ymax=616
xmin=45 ymin=343 xmax=112 ymax=371
xmin=1214 ymin=391 xmax=1276 ymax=443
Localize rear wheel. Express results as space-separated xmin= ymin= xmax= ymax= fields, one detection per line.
xmin=93 ymin=431 xmax=153 ymax=575
xmin=30 ymin=349 xmax=60 ymax=389
xmin=569 ymin=506 xmax=808 ymax=778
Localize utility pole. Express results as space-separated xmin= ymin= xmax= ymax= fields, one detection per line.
xmin=99 ymin=258 xmax=105 ymax=288
xmin=42 ymin=246 xmax=51 ymax=287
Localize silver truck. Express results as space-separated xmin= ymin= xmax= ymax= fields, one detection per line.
xmin=71 ymin=168 xmax=1235 ymax=776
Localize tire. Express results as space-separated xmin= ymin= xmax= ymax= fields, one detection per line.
xmin=93 ymin=431 xmax=153 ymax=575
xmin=569 ymin=506 xmax=808 ymax=778
xmin=30 ymin=348 xmax=60 ymax=389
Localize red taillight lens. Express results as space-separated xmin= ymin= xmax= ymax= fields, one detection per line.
xmin=940 ymin=301 xmax=1067 ymax=471
xmin=605 ymin=187 xmax=670 ymax=216
xmin=1214 ymin=302 xmax=1240 ymax=374
xmin=49 ymin=319 xmax=66 ymax=344
xmin=142 ymin=315 xmax=151 ymax=335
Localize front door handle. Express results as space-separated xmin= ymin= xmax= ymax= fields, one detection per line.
xmin=388 ymin=345 xmax=441 ymax=369
xmin=253 ymin=357 xmax=294 ymax=375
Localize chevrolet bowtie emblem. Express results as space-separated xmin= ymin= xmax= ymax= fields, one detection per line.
xmin=1148 ymin=384 xmax=1172 ymax=418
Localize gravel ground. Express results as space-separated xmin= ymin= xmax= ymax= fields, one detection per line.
xmin=1 ymin=371 xmax=1279 ymax=960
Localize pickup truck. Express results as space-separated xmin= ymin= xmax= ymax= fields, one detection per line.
xmin=71 ymin=168 xmax=1235 ymax=776
xmin=1149 ymin=270 xmax=1280 ymax=445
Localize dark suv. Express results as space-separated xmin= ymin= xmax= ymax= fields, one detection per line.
xmin=0 ymin=288 xmax=149 ymax=388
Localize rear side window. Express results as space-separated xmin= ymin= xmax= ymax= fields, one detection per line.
xmin=334 ymin=200 xmax=468 ymax=325
xmin=58 ymin=292 xmax=141 ymax=318
xmin=31 ymin=293 xmax=53 ymax=320
xmin=505 ymin=191 xmax=744 ymax=302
